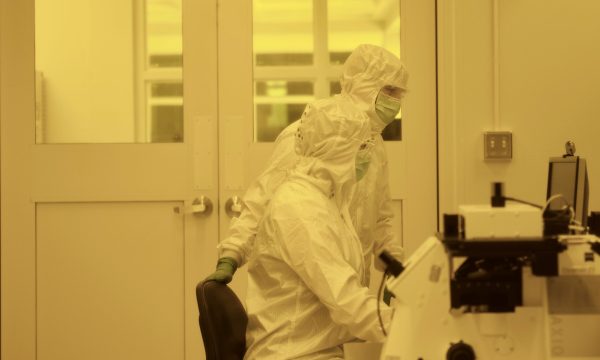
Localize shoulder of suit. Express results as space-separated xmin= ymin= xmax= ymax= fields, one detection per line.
xmin=270 ymin=180 xmax=329 ymax=216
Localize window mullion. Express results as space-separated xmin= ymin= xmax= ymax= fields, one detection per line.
xmin=313 ymin=0 xmax=330 ymax=99
xmin=134 ymin=0 xmax=147 ymax=142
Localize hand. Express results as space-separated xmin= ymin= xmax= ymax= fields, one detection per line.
xmin=204 ymin=257 xmax=238 ymax=284
xmin=383 ymin=287 xmax=395 ymax=306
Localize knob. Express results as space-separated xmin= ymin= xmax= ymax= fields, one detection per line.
xmin=565 ymin=140 xmax=576 ymax=156
xmin=446 ymin=341 xmax=476 ymax=360
xmin=176 ymin=196 xmax=212 ymax=216
xmin=225 ymin=196 xmax=243 ymax=218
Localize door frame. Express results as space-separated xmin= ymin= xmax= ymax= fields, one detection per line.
xmin=397 ymin=0 xmax=439 ymax=255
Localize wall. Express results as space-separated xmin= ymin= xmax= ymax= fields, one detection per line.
xmin=35 ymin=0 xmax=135 ymax=143
xmin=438 ymin=0 xmax=600 ymax=220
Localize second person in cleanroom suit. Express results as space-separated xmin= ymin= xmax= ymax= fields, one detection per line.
xmin=244 ymin=95 xmax=391 ymax=359
xmin=207 ymin=44 xmax=409 ymax=286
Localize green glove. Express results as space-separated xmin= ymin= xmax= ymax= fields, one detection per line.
xmin=383 ymin=287 xmax=395 ymax=306
xmin=204 ymin=257 xmax=238 ymax=284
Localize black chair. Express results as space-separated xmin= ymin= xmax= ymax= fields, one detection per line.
xmin=196 ymin=280 xmax=248 ymax=360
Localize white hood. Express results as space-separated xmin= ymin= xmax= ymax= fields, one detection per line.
xmin=340 ymin=44 xmax=409 ymax=134
xmin=293 ymin=97 xmax=371 ymax=210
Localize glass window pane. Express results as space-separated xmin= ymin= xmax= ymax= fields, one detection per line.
xmin=252 ymin=0 xmax=401 ymax=142
xmin=34 ymin=0 xmax=183 ymax=144
xmin=255 ymin=53 xmax=313 ymax=67
xmin=330 ymin=51 xmax=352 ymax=66
xmin=256 ymin=81 xmax=314 ymax=96
xmin=151 ymin=82 xmax=184 ymax=98
xmin=255 ymin=103 xmax=307 ymax=142
xmin=254 ymin=80 xmax=313 ymax=142
xmin=151 ymin=105 xmax=183 ymax=142
xmin=382 ymin=119 xmax=402 ymax=141
xmin=328 ymin=0 xmax=400 ymax=64
xmin=330 ymin=80 xmax=342 ymax=96
xmin=149 ymin=54 xmax=183 ymax=68
xmin=147 ymin=81 xmax=183 ymax=142
xmin=146 ymin=0 xmax=183 ymax=69
xmin=253 ymin=0 xmax=314 ymax=142
xmin=253 ymin=0 xmax=313 ymax=67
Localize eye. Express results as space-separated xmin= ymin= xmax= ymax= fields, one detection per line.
xmin=381 ymin=86 xmax=403 ymax=99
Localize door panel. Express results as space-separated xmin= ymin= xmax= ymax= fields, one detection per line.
xmin=36 ymin=202 xmax=185 ymax=360
xmin=1 ymin=0 xmax=218 ymax=359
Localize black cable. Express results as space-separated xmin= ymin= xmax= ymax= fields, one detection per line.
xmin=504 ymin=196 xmax=543 ymax=209
xmin=377 ymin=270 xmax=390 ymax=337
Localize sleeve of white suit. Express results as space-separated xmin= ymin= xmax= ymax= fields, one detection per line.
xmin=371 ymin=142 xmax=405 ymax=271
xmin=217 ymin=124 xmax=298 ymax=266
xmin=274 ymin=211 xmax=392 ymax=342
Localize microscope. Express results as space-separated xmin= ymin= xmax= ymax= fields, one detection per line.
xmin=380 ymin=142 xmax=600 ymax=360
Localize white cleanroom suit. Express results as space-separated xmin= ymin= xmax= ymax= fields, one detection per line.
xmin=218 ymin=44 xmax=408 ymax=285
xmin=244 ymin=97 xmax=392 ymax=360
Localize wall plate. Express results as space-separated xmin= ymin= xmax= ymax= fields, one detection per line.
xmin=484 ymin=131 xmax=512 ymax=160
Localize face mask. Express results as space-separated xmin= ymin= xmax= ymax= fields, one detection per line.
xmin=375 ymin=92 xmax=402 ymax=125
xmin=355 ymin=144 xmax=372 ymax=182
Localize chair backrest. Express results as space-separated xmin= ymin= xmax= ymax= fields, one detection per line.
xmin=196 ymin=280 xmax=248 ymax=360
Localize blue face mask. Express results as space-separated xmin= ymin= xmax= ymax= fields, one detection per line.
xmin=375 ymin=92 xmax=402 ymax=125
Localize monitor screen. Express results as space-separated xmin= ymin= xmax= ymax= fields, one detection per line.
xmin=547 ymin=156 xmax=589 ymax=227
xmin=548 ymin=161 xmax=578 ymax=210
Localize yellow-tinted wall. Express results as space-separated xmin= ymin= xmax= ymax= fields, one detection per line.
xmin=438 ymin=0 xmax=600 ymax=218
xmin=35 ymin=0 xmax=135 ymax=143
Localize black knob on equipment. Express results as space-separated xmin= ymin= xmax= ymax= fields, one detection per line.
xmin=446 ymin=341 xmax=476 ymax=360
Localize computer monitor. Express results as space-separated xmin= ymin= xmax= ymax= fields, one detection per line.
xmin=546 ymin=156 xmax=589 ymax=227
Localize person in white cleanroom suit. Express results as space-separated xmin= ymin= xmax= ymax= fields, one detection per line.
xmin=206 ymin=44 xmax=408 ymax=287
xmin=244 ymin=97 xmax=392 ymax=359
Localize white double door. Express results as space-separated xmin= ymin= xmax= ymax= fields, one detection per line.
xmin=0 ymin=0 xmax=437 ymax=359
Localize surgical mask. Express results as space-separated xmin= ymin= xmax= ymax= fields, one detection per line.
xmin=375 ymin=92 xmax=402 ymax=125
xmin=355 ymin=142 xmax=373 ymax=182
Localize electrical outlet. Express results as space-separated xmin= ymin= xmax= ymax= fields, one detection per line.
xmin=484 ymin=131 xmax=512 ymax=160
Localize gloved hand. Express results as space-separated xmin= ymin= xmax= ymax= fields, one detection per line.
xmin=204 ymin=257 xmax=238 ymax=284
xmin=383 ymin=287 xmax=395 ymax=306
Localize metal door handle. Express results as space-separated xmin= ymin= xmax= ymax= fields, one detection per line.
xmin=191 ymin=196 xmax=213 ymax=215
xmin=225 ymin=196 xmax=243 ymax=218
xmin=174 ymin=196 xmax=213 ymax=216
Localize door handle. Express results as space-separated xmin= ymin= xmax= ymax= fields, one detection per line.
xmin=224 ymin=196 xmax=243 ymax=218
xmin=173 ymin=196 xmax=213 ymax=216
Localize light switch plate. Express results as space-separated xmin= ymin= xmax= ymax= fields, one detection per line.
xmin=484 ymin=131 xmax=512 ymax=160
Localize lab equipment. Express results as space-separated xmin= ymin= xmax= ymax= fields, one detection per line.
xmin=381 ymin=144 xmax=598 ymax=359
xmin=380 ymin=228 xmax=600 ymax=360
xmin=381 ymin=182 xmax=598 ymax=359
xmin=458 ymin=203 xmax=543 ymax=239
xmin=546 ymin=155 xmax=589 ymax=227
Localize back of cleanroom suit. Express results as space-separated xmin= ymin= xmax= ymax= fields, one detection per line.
xmin=243 ymin=97 xmax=392 ymax=360
xmin=218 ymin=44 xmax=408 ymax=285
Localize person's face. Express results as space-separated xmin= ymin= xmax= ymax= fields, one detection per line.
xmin=380 ymin=86 xmax=405 ymax=100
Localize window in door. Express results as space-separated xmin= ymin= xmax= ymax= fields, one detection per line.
xmin=34 ymin=0 xmax=183 ymax=144
xmin=253 ymin=0 xmax=402 ymax=142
